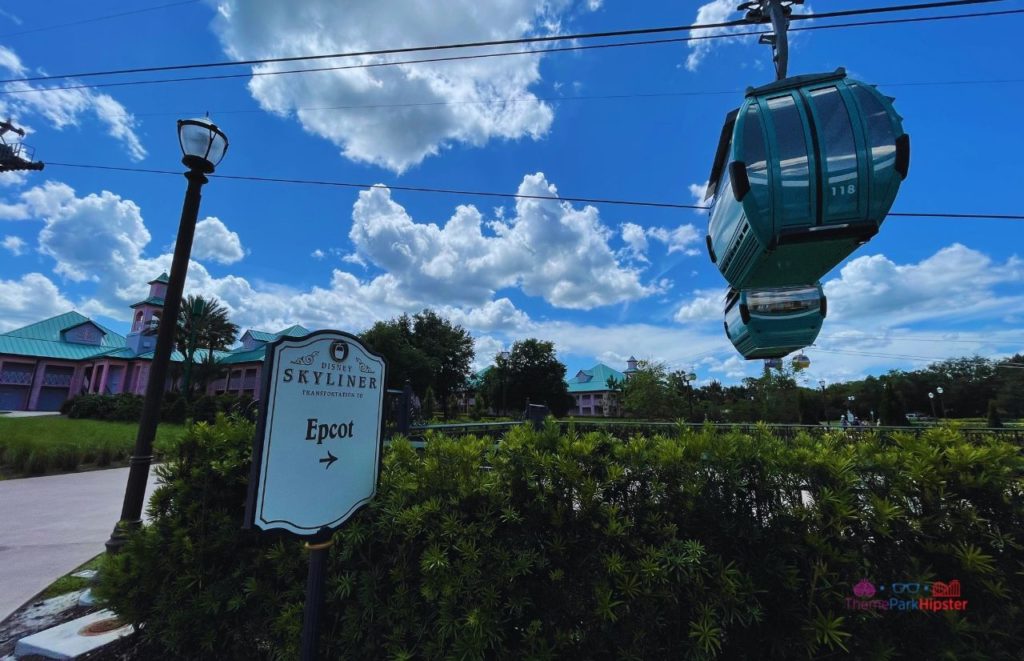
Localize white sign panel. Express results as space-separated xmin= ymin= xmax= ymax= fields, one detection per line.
xmin=246 ymin=330 xmax=386 ymax=536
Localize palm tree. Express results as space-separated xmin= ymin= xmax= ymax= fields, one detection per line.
xmin=176 ymin=295 xmax=239 ymax=399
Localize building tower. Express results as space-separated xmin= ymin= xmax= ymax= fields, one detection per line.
xmin=125 ymin=273 xmax=169 ymax=356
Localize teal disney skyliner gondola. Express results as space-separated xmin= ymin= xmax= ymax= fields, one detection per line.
xmin=704 ymin=68 xmax=910 ymax=289
xmin=701 ymin=0 xmax=909 ymax=361
xmin=723 ymin=284 xmax=826 ymax=359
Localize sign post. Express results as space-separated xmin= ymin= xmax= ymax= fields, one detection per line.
xmin=245 ymin=330 xmax=386 ymax=660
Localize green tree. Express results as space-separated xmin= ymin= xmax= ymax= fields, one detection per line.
xmin=987 ymin=399 xmax=1004 ymax=428
xmin=995 ymin=354 xmax=1024 ymax=418
xmin=620 ymin=361 xmax=683 ymax=420
xmin=175 ymin=295 xmax=239 ymax=399
xmin=411 ymin=310 xmax=474 ymax=419
xmin=485 ymin=339 xmax=571 ymax=417
xmin=879 ymin=382 xmax=907 ymax=426
xmin=470 ymin=392 xmax=485 ymax=420
xmin=360 ymin=315 xmax=432 ymax=392
xmin=360 ymin=310 xmax=474 ymax=419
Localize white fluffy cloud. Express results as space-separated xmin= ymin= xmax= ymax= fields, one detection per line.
xmin=647 ymin=224 xmax=700 ymax=255
xmin=210 ymin=0 xmax=600 ymax=172
xmin=350 ymin=172 xmax=660 ymax=309
xmin=0 ymin=178 xmax=543 ymax=338
xmin=686 ymin=0 xmax=743 ymax=72
xmin=674 ymin=289 xmax=722 ymax=323
xmin=0 ymin=46 xmax=145 ymax=161
xmin=0 ymin=272 xmax=74 ymax=331
xmin=688 ymin=181 xmax=709 ymax=208
xmin=31 ymin=183 xmax=151 ymax=286
xmin=824 ymin=244 xmax=1023 ymax=326
xmin=191 ymin=217 xmax=246 ymax=265
xmin=2 ymin=234 xmax=25 ymax=255
xmin=439 ymin=298 xmax=532 ymax=333
xmin=620 ymin=222 xmax=649 ymax=260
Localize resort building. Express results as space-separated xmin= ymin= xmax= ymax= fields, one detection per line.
xmin=566 ymin=357 xmax=639 ymax=417
xmin=0 ymin=273 xmax=307 ymax=411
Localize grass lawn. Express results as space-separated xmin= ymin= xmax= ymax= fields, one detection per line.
xmin=0 ymin=416 xmax=186 ymax=479
xmin=38 ymin=554 xmax=104 ymax=600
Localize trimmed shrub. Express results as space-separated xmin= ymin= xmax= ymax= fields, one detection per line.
xmin=97 ymin=421 xmax=1024 ymax=659
xmin=65 ymin=393 xmax=144 ymax=422
xmin=161 ymin=393 xmax=189 ymax=424
xmin=192 ymin=394 xmax=219 ymax=424
xmin=111 ymin=394 xmax=144 ymax=422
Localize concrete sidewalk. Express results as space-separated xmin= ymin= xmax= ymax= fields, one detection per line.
xmin=0 ymin=467 xmax=159 ymax=621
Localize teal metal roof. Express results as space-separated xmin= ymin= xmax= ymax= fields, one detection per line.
xmin=130 ymin=296 xmax=165 ymax=308
xmin=218 ymin=347 xmax=267 ymax=365
xmin=2 ymin=312 xmax=125 ymax=347
xmin=243 ymin=325 xmax=310 ymax=344
xmin=276 ymin=324 xmax=310 ymax=338
xmin=149 ymin=273 xmax=170 ymax=284
xmin=0 ymin=336 xmax=119 ymax=361
xmin=567 ymin=363 xmax=625 ymax=393
xmin=1 ymin=308 xmax=285 ymax=367
xmin=244 ymin=330 xmax=278 ymax=342
xmin=102 ymin=347 xmax=139 ymax=359
xmin=466 ymin=366 xmax=492 ymax=389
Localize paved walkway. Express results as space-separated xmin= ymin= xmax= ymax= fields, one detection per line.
xmin=0 ymin=467 xmax=158 ymax=620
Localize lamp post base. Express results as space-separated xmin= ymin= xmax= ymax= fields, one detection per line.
xmin=104 ymin=519 xmax=142 ymax=554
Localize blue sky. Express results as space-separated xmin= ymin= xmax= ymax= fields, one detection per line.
xmin=1 ymin=0 xmax=1022 ymax=386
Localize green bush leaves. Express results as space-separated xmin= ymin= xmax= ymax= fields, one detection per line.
xmin=97 ymin=420 xmax=1024 ymax=659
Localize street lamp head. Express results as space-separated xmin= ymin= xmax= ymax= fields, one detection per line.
xmin=928 ymin=392 xmax=935 ymax=399
xmin=936 ymin=386 xmax=944 ymax=395
xmin=177 ymin=117 xmax=228 ymax=173
xmin=819 ymin=379 xmax=826 ymax=388
xmin=686 ymin=372 xmax=697 ymax=382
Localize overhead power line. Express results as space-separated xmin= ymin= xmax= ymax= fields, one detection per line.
xmin=2 ymin=8 xmax=1020 ymax=97
xmin=818 ymin=333 xmax=1024 ymax=345
xmin=120 ymin=77 xmax=1024 ymax=119
xmin=0 ymin=0 xmax=1008 ymax=87
xmin=0 ymin=0 xmax=200 ymax=39
xmin=43 ymin=161 xmax=1024 ymax=220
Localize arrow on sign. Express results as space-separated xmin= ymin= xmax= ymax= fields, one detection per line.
xmin=319 ymin=450 xmax=337 ymax=470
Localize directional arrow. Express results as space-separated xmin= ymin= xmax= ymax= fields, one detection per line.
xmin=319 ymin=450 xmax=337 ymax=470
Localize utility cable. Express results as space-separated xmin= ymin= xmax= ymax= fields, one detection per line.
xmin=117 ymin=78 xmax=1024 ymax=119
xmin=0 ymin=0 xmax=1007 ymax=86
xmin=0 ymin=0 xmax=200 ymax=39
xmin=42 ymin=161 xmax=1024 ymax=219
xmin=4 ymin=7 xmax=1019 ymax=97
xmin=818 ymin=333 xmax=1024 ymax=345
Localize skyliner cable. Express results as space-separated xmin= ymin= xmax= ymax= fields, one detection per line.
xmin=117 ymin=77 xmax=1024 ymax=119
xmin=0 ymin=0 xmax=1011 ymax=88
xmin=4 ymin=9 xmax=1021 ymax=97
xmin=43 ymin=161 xmax=1024 ymax=220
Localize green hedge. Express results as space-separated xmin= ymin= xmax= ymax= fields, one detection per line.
xmin=60 ymin=392 xmax=253 ymax=424
xmin=96 ymin=419 xmax=1024 ymax=659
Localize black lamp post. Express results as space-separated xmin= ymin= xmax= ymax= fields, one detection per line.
xmin=928 ymin=391 xmax=937 ymax=419
xmin=819 ymin=379 xmax=827 ymax=423
xmin=936 ymin=386 xmax=946 ymax=418
xmin=106 ymin=118 xmax=227 ymax=554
